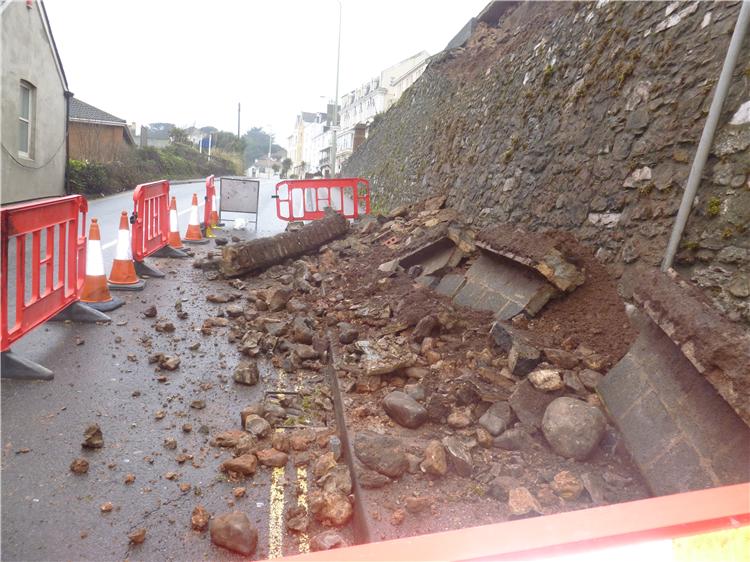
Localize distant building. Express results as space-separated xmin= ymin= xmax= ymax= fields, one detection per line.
xmin=287 ymin=110 xmax=333 ymax=178
xmin=144 ymin=124 xmax=171 ymax=148
xmin=68 ymin=98 xmax=135 ymax=162
xmin=1 ymin=0 xmax=70 ymax=204
xmin=337 ymin=51 xmax=430 ymax=171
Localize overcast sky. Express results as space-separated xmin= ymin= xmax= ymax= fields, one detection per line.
xmin=44 ymin=0 xmax=488 ymax=144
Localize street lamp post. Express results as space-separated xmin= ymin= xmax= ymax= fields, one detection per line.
xmin=330 ymin=0 xmax=342 ymax=176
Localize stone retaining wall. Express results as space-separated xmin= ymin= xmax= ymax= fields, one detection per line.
xmin=343 ymin=0 xmax=750 ymax=324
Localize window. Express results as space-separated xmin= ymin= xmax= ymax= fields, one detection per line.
xmin=19 ymin=81 xmax=35 ymax=158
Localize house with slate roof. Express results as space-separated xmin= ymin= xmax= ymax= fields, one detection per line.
xmin=1 ymin=0 xmax=70 ymax=204
xmin=68 ymin=97 xmax=135 ymax=162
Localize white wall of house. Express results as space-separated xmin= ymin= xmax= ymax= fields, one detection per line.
xmin=335 ymin=51 xmax=430 ymax=172
xmin=1 ymin=0 xmax=68 ymax=204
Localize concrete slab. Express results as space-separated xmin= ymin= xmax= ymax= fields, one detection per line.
xmin=626 ymin=267 xmax=750 ymax=428
xmin=598 ymin=318 xmax=750 ymax=496
xmin=452 ymin=252 xmax=557 ymax=320
xmin=397 ymin=237 xmax=463 ymax=277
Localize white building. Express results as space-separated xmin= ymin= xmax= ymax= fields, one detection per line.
xmin=287 ymin=111 xmax=332 ymax=177
xmin=287 ymin=51 xmax=430 ymax=176
xmin=336 ymin=51 xmax=430 ymax=170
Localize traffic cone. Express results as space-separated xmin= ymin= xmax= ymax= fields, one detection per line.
xmin=108 ymin=212 xmax=145 ymax=291
xmin=183 ymin=193 xmax=208 ymax=244
xmin=168 ymin=197 xmax=184 ymax=249
xmin=210 ymin=194 xmax=220 ymax=227
xmin=80 ymin=219 xmax=124 ymax=311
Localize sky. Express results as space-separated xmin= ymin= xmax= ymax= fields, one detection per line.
xmin=44 ymin=0 xmax=488 ymax=146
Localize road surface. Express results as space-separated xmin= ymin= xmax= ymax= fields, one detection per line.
xmin=1 ymin=176 xmax=322 ymax=561
xmin=92 ymin=177 xmax=288 ymax=273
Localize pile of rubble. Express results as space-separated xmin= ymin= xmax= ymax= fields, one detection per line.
xmin=179 ymin=197 xmax=650 ymax=552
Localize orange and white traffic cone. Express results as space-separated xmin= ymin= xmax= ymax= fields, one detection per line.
xmin=183 ymin=193 xmax=208 ymax=244
xmin=210 ymin=193 xmax=220 ymax=228
xmin=108 ymin=212 xmax=145 ymax=291
xmin=168 ymin=197 xmax=184 ymax=249
xmin=80 ymin=219 xmax=124 ymax=311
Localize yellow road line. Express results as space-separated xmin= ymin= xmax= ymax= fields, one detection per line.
xmin=296 ymin=466 xmax=310 ymax=554
xmin=268 ymin=461 xmax=285 ymax=559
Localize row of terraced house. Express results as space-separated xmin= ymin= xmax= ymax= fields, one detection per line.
xmin=286 ymin=50 xmax=430 ymax=178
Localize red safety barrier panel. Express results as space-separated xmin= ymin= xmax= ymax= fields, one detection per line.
xmin=275 ymin=178 xmax=370 ymax=221
xmin=204 ymin=174 xmax=215 ymax=227
xmin=278 ymin=483 xmax=750 ymax=562
xmin=132 ymin=179 xmax=169 ymax=261
xmin=1 ymin=195 xmax=88 ymax=351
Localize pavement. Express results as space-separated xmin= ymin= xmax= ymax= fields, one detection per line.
xmin=0 ymin=177 xmax=321 ymax=561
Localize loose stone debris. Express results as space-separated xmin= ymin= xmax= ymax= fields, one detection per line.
xmin=49 ymin=195 xmax=652 ymax=557
xmin=203 ymin=194 xmax=649 ymax=544
xmin=81 ymin=424 xmax=104 ymax=449
xmin=209 ymin=511 xmax=258 ymax=555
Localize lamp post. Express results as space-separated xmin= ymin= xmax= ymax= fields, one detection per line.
xmin=330 ymin=0 xmax=342 ymax=176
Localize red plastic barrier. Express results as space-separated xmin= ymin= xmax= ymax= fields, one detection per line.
xmin=1 ymin=195 xmax=88 ymax=351
xmin=279 ymin=483 xmax=750 ymax=561
xmin=204 ymin=175 xmax=216 ymax=227
xmin=132 ymin=180 xmax=169 ymax=261
xmin=275 ymin=178 xmax=370 ymax=221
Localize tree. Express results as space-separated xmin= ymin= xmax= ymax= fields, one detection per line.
xmin=280 ymin=158 xmax=292 ymax=177
xmin=170 ymin=127 xmax=189 ymax=144
xmin=242 ymin=127 xmax=284 ymax=167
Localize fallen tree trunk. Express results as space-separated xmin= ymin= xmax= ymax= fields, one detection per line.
xmin=220 ymin=210 xmax=349 ymax=277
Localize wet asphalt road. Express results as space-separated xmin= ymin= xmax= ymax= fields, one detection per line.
xmin=0 ymin=179 xmax=321 ymax=561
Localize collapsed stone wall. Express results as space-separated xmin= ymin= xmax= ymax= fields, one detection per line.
xmin=343 ymin=1 xmax=750 ymax=324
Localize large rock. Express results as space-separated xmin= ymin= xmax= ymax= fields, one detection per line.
xmin=358 ymin=469 xmax=392 ymax=489
xmin=354 ymin=432 xmax=408 ymax=478
xmin=338 ymin=322 xmax=359 ymax=344
xmin=420 ymin=440 xmax=448 ymax=476
xmin=441 ymin=436 xmax=473 ymax=477
xmin=291 ymin=316 xmax=315 ymax=344
xmin=310 ymin=530 xmax=347 ymax=551
xmin=256 ymin=448 xmax=288 ymax=468
xmin=508 ymin=341 xmax=541 ymax=376
xmin=542 ymin=397 xmax=607 ymax=460
xmin=509 ymin=379 xmax=560 ymax=429
xmin=309 ymin=490 xmax=353 ymax=526
xmin=528 ymin=368 xmax=564 ymax=392
xmin=493 ymin=427 xmax=536 ymax=451
xmin=478 ymin=401 xmax=513 ymax=436
xmin=508 ymin=487 xmax=542 ymax=516
xmin=82 ymin=424 xmax=104 ymax=449
xmin=210 ymin=511 xmax=258 ymax=555
xmin=221 ymin=454 xmax=258 ymax=476
xmin=383 ymin=391 xmax=428 ymax=429
xmin=551 ymin=470 xmax=584 ymax=500
xmin=233 ymin=361 xmax=259 ymax=386
xmin=244 ymin=415 xmax=272 ymax=438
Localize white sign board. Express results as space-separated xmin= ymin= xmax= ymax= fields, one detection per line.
xmin=220 ymin=177 xmax=260 ymax=214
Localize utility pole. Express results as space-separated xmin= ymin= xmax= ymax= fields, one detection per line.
xmin=330 ymin=0 xmax=342 ymax=176
xmin=237 ymin=102 xmax=241 ymax=139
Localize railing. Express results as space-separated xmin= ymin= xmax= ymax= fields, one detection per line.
xmin=131 ymin=179 xmax=170 ymax=261
xmin=1 ymin=195 xmax=87 ymax=351
xmin=275 ymin=178 xmax=370 ymax=221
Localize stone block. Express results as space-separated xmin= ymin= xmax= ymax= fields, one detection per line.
xmin=435 ymin=274 xmax=466 ymax=298
xmin=599 ymin=317 xmax=750 ymax=496
xmin=452 ymin=252 xmax=557 ymax=318
xmin=642 ymin=441 xmax=715 ymax=496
